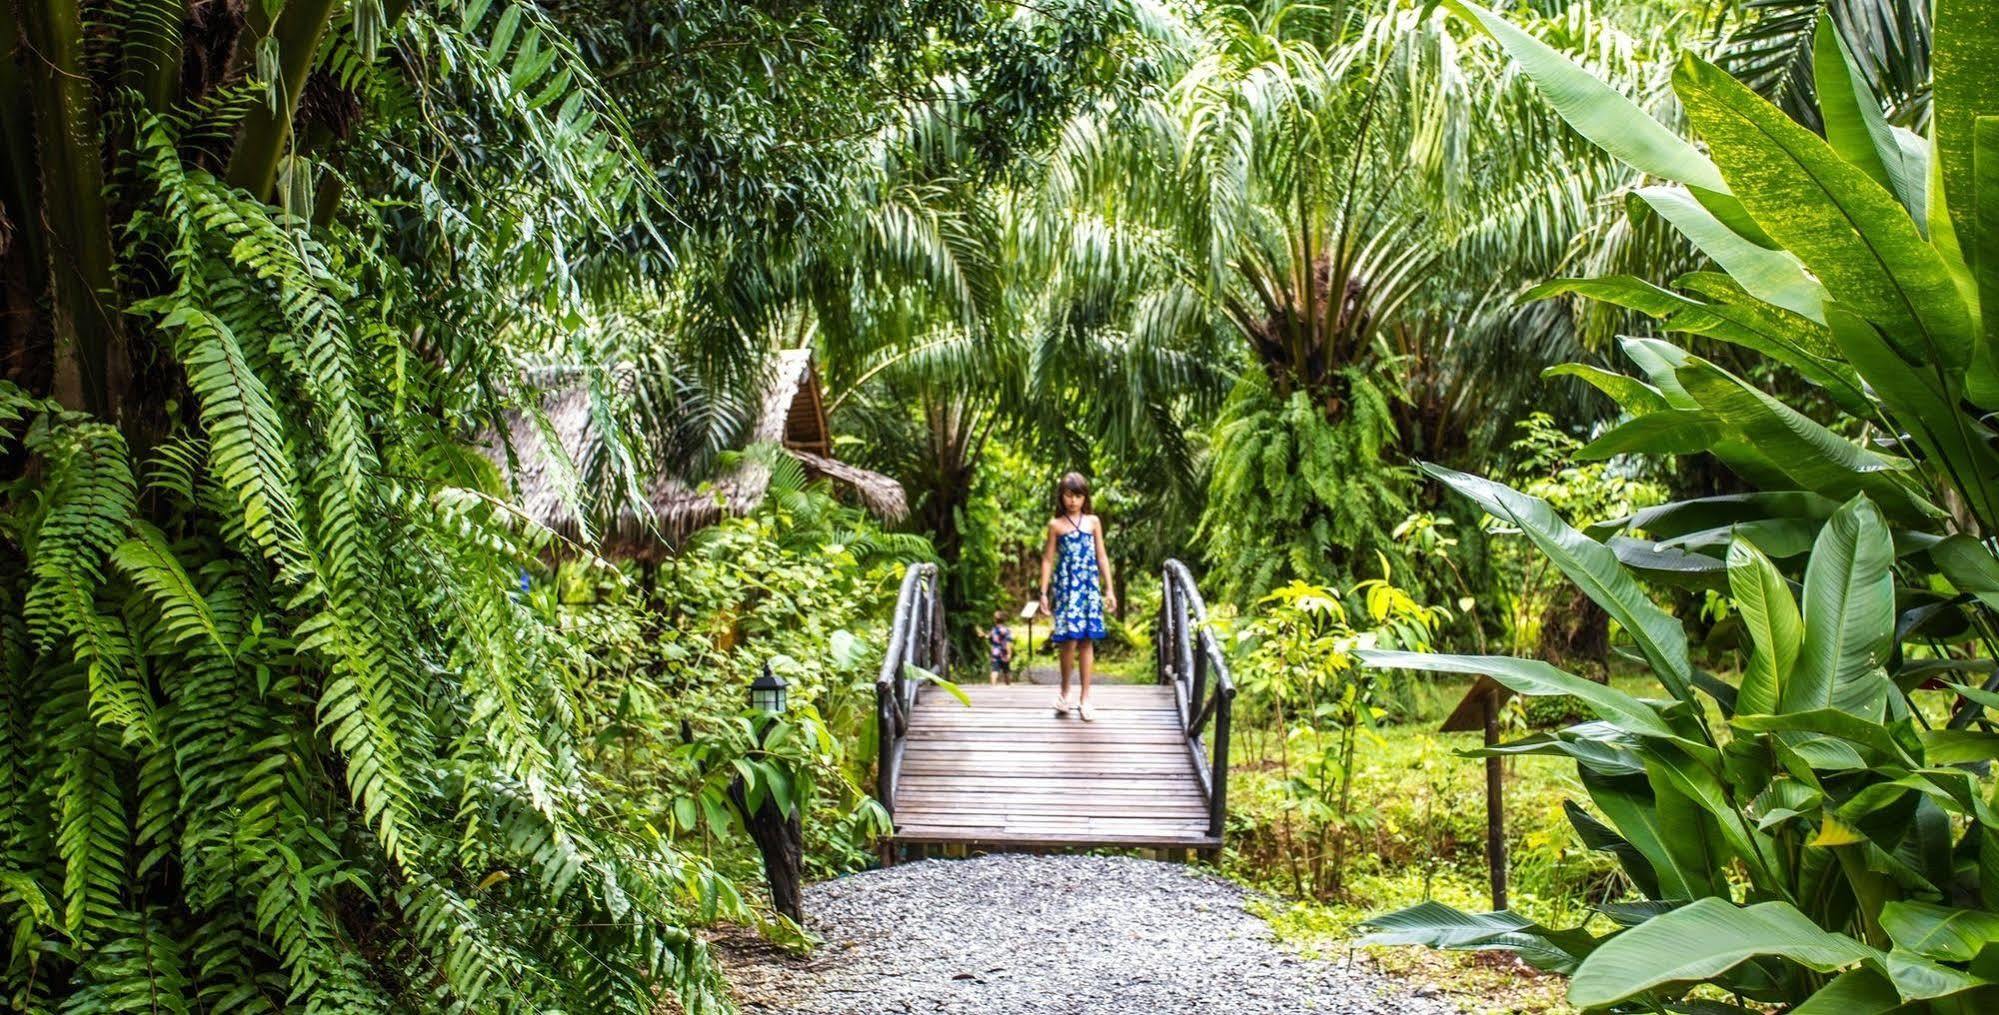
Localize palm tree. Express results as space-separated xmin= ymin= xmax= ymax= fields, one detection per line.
xmin=812 ymin=92 xmax=1235 ymax=628
xmin=1033 ymin=0 xmax=1702 ymax=602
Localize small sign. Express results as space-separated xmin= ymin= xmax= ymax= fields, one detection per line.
xmin=1018 ymin=600 xmax=1041 ymax=620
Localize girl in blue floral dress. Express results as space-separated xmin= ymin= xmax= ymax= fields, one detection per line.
xmin=1038 ymin=472 xmax=1117 ymax=721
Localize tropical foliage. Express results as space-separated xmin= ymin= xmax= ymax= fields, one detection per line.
xmin=1358 ymin=0 xmax=1999 ymax=1009
xmin=8 ymin=0 xmax=1992 ymax=1010
xmin=1227 ymin=575 xmax=1448 ymax=898
xmin=0 ymin=0 xmax=1122 ymax=1008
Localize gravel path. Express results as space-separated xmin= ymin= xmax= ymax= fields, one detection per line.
xmin=718 ymin=853 xmax=1452 ymax=1014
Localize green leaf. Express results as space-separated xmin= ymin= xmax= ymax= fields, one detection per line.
xmin=1971 ymin=116 xmax=1999 ymax=408
xmin=1534 ymin=273 xmax=1866 ymax=413
xmin=111 ymin=521 xmax=228 ymax=655
xmin=1360 ymin=900 xmax=1594 ymax=974
xmin=1606 ymin=537 xmax=1728 ymax=593
xmin=1732 ymin=709 xmax=1911 ymax=766
xmin=1826 ymin=308 xmax=1999 ymax=532
xmin=1812 ymin=17 xmax=1922 ymax=220
xmin=1440 ymin=0 xmax=1726 ymax=193
xmin=1590 ymin=492 xmax=1841 ymax=542
xmin=1794 ymin=968 xmax=1901 ymax=1015
xmin=1577 ymin=410 xmax=1725 ymax=460
xmin=1568 ymin=898 xmax=1875 ymax=1007
xmin=1357 ymin=651 xmax=1682 ymax=745
xmin=904 ymin=664 xmax=971 ymax=707
xmin=1783 ymin=496 xmax=1896 ymax=716
xmin=1931 ymin=534 xmax=1999 ymax=610
xmin=1879 ymin=900 xmax=1999 ymax=963
xmin=1728 ymin=538 xmax=1800 ymax=716
xmin=1417 ymin=464 xmax=1694 ymax=703
xmin=1541 ymin=361 xmax=1670 ymax=415
xmin=1933 ymin=0 xmax=1999 ymax=270
xmin=1675 ymin=55 xmax=1976 ymax=371
xmin=1565 ymin=800 xmax=1660 ymax=898
xmin=1579 ymin=767 xmax=1716 ymax=900
xmin=1918 ymin=729 xmax=1999 ymax=766
xmin=1674 ymin=358 xmax=1935 ymax=523
xmin=1633 ymin=186 xmax=1824 ymax=321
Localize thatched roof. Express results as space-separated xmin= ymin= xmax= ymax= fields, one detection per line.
xmin=485 ymin=349 xmax=906 ymax=560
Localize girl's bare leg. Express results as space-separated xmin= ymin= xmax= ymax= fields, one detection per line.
xmin=1057 ymin=642 xmax=1076 ymax=705
xmin=1077 ymin=641 xmax=1096 ymax=720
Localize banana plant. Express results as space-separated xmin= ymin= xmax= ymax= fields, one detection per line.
xmin=1355 ymin=3 xmax=1999 ymax=1008
xmin=1362 ymin=480 xmax=1999 ymax=1011
xmin=1431 ymin=0 xmax=1999 ymax=676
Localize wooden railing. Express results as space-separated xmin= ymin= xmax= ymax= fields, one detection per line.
xmin=1156 ymin=559 xmax=1236 ymax=841
xmin=875 ymin=562 xmax=945 ymax=815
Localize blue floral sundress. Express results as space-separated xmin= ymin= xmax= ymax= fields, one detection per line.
xmin=1050 ymin=517 xmax=1106 ymax=643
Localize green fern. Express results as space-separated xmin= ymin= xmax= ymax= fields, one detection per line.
xmin=1202 ymin=369 xmax=1419 ymax=606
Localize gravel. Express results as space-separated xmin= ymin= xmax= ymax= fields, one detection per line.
xmin=717 ymin=853 xmax=1454 ymax=1015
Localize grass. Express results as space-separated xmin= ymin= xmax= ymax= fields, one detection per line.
xmin=1218 ymin=672 xmax=1670 ymax=1014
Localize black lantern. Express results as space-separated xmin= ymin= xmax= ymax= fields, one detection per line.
xmin=750 ymin=664 xmax=788 ymax=714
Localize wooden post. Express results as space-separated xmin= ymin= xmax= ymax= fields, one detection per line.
xmin=1483 ymin=688 xmax=1508 ymax=911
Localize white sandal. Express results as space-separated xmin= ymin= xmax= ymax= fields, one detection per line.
xmin=1053 ymin=693 xmax=1072 ymax=716
xmin=1079 ymin=701 xmax=1096 ymax=722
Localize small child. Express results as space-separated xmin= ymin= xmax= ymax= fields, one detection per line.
xmin=1038 ymin=471 xmax=1116 ymax=721
xmin=986 ymin=610 xmax=1015 ymax=685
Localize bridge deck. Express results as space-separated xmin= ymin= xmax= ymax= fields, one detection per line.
xmin=890 ymin=683 xmax=1218 ymax=849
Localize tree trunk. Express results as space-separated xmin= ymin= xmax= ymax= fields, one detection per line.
xmin=226 ymin=0 xmax=339 ymax=200
xmin=1536 ymin=585 xmax=1608 ymax=682
xmin=19 ymin=0 xmax=124 ymax=417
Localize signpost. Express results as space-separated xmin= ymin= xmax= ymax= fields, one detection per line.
xmin=1018 ymin=598 xmax=1041 ymax=665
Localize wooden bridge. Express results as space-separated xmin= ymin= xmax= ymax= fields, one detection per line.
xmin=874 ymin=561 xmax=1235 ymax=859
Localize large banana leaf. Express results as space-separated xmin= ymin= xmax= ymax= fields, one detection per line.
xmin=1827 ymin=308 xmax=1999 ymax=533
xmin=1616 ymin=339 xmax=1798 ymax=492
xmin=1606 ymin=537 xmax=1728 ymax=593
xmin=1933 ymin=0 xmax=1999 ymax=267
xmin=1471 ymin=728 xmax=1646 ymax=778
xmin=1533 ymin=275 xmax=1865 ymax=412
xmin=1784 ymin=496 xmax=1896 ymax=716
xmin=1674 ymin=358 xmax=1937 ymax=524
xmin=1564 ymin=800 xmax=1661 ymax=898
xmin=1791 ymin=968 xmax=1903 ymax=1014
xmin=1975 ymin=116 xmax=1999 ymax=406
xmin=1541 ymin=362 xmax=1670 ymax=415
xmin=1580 ymin=767 xmax=1719 ymax=900
xmin=1416 ymin=464 xmax=1695 ymax=703
xmin=1568 ymin=897 xmax=1891 ymax=1007
xmin=1729 ymin=538 xmax=1801 ymax=717
xmin=1587 ymin=491 xmax=1841 ymax=542
xmin=1676 ymin=55 xmax=1976 ymax=371
xmin=1439 ymin=0 xmax=1725 ymax=194
xmin=1813 ymin=16 xmax=1923 ymax=221
xmin=1930 ymin=534 xmax=1999 ymax=610
xmin=1879 ymin=900 xmax=1999 ymax=963
xmin=1354 ymin=650 xmax=1686 ymax=746
xmin=1360 ymin=901 xmax=1596 ymax=974
xmin=1633 ymin=186 xmax=1825 ymax=320
xmin=1577 ymin=410 xmax=1725 ymax=460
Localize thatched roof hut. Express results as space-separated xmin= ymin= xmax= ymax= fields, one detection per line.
xmin=486 ymin=349 xmax=906 ymax=560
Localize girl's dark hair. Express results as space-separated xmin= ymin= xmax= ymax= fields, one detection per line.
xmin=1056 ymin=471 xmax=1091 ymax=515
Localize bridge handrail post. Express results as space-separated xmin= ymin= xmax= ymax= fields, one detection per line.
xmin=1209 ymin=669 xmax=1233 ymax=839
xmin=1160 ymin=559 xmax=1237 ymax=844
xmin=875 ymin=562 xmax=934 ymax=816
